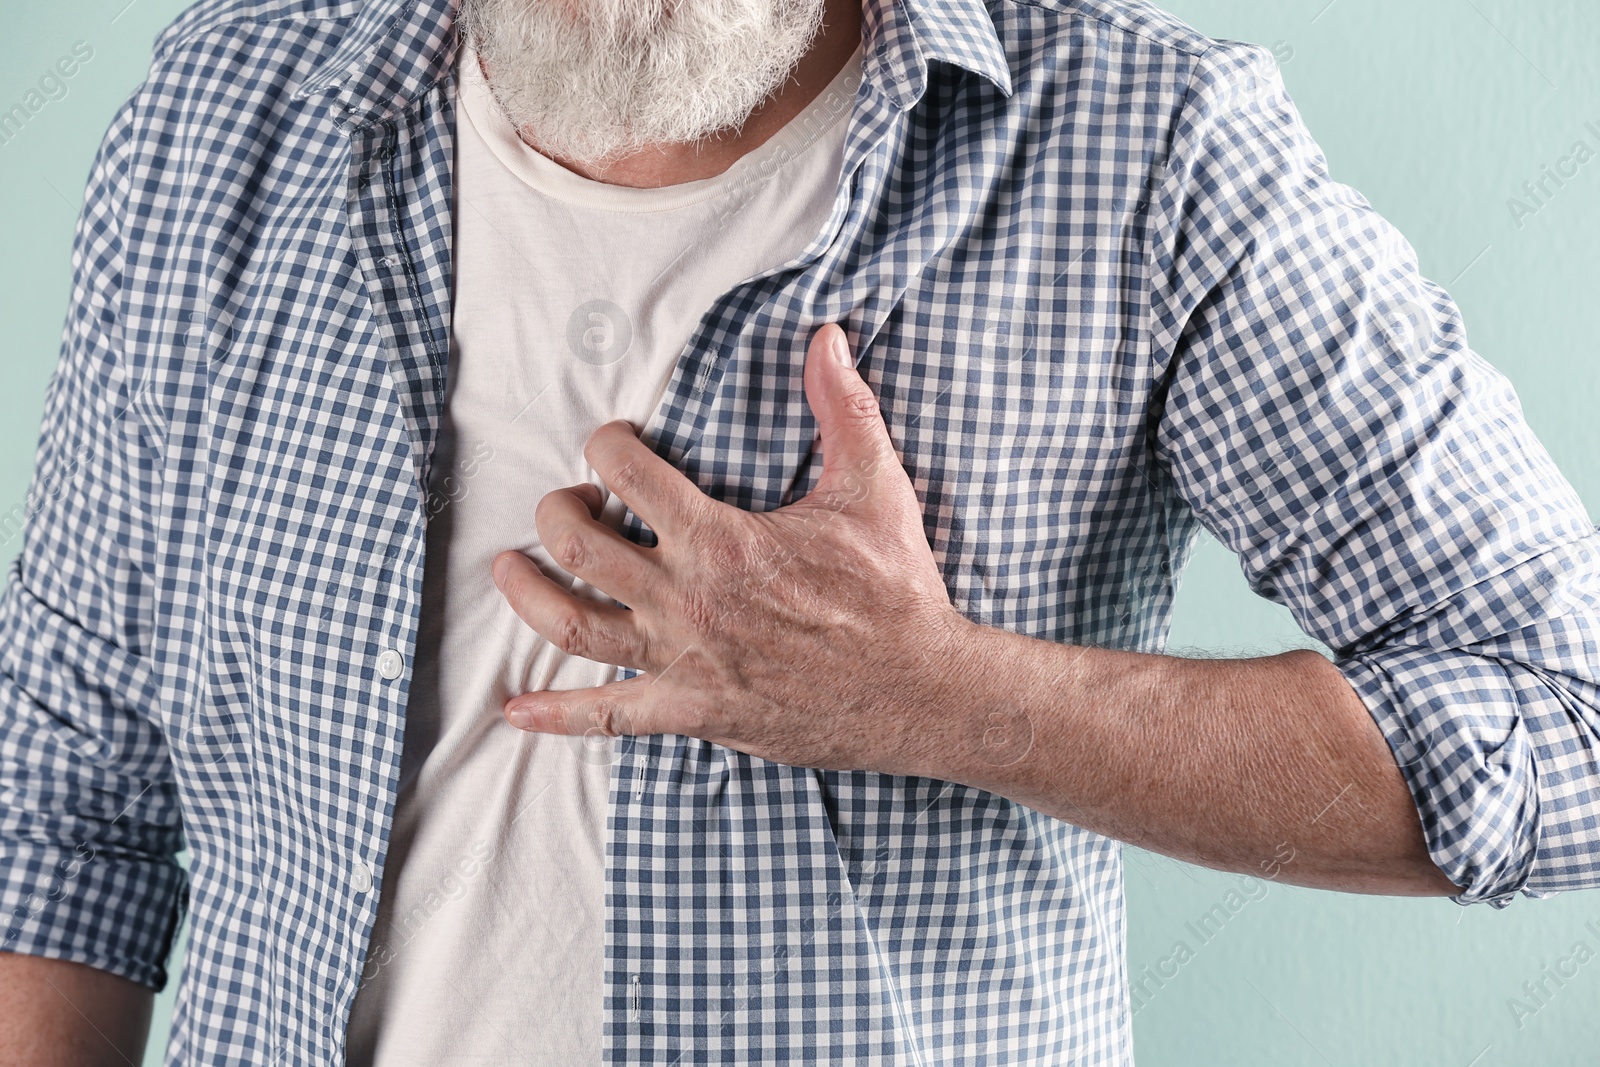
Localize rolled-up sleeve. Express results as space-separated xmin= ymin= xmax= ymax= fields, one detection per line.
xmin=1147 ymin=42 xmax=1600 ymax=906
xmin=0 ymin=92 xmax=186 ymax=987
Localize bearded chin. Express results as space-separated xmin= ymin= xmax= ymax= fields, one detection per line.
xmin=457 ymin=0 xmax=829 ymax=166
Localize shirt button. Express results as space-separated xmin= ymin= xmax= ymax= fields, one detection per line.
xmin=376 ymin=649 xmax=404 ymax=680
xmin=351 ymin=860 xmax=374 ymax=894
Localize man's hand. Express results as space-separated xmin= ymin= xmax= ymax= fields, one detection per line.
xmin=492 ymin=325 xmax=1461 ymax=898
xmin=491 ymin=323 xmax=975 ymax=774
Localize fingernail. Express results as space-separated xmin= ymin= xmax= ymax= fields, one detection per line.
xmin=832 ymin=328 xmax=853 ymax=368
xmin=507 ymin=704 xmax=532 ymax=729
xmin=492 ymin=554 xmax=511 ymax=590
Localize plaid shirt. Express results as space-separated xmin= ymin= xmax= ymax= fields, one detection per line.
xmin=4 ymin=0 xmax=1599 ymax=1062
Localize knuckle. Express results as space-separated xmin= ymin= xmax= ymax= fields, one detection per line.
xmin=584 ymin=697 xmax=631 ymax=738
xmin=555 ymin=611 xmax=597 ymax=658
xmin=553 ymin=532 xmax=589 ymax=572
xmin=840 ymin=385 xmax=882 ymax=423
xmin=608 ymin=458 xmax=645 ymax=499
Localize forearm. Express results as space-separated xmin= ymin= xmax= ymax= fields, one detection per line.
xmin=0 ymin=953 xmax=152 ymax=1067
xmin=931 ymin=621 xmax=1462 ymax=896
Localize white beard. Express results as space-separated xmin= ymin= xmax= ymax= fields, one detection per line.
xmin=457 ymin=0 xmax=829 ymax=167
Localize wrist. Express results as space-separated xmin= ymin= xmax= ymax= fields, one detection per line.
xmin=909 ymin=620 xmax=1133 ymax=807
xmin=898 ymin=609 xmax=1032 ymax=786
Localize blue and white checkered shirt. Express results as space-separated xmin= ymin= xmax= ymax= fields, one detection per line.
xmin=4 ymin=0 xmax=1599 ymax=1062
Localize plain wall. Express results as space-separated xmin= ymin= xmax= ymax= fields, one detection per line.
xmin=0 ymin=1 xmax=1594 ymax=1063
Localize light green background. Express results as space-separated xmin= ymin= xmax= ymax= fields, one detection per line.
xmin=1 ymin=1 xmax=1596 ymax=1064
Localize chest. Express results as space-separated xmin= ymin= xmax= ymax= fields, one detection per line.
xmin=131 ymin=75 xmax=1178 ymax=732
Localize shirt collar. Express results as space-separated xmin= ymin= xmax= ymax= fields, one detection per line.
xmin=294 ymin=0 xmax=1013 ymax=125
xmin=864 ymin=0 xmax=1014 ymax=108
xmin=292 ymin=0 xmax=459 ymax=125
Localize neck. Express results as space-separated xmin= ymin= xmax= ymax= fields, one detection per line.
xmin=482 ymin=0 xmax=861 ymax=189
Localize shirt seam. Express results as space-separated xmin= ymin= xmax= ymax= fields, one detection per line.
xmin=151 ymin=12 xmax=359 ymax=66
xmin=1000 ymin=0 xmax=1214 ymax=60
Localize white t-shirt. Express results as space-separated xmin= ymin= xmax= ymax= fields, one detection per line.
xmin=342 ymin=43 xmax=861 ymax=1067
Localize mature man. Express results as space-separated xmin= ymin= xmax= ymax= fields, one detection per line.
xmin=2 ymin=0 xmax=1598 ymax=1062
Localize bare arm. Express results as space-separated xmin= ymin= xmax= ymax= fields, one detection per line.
xmin=487 ymin=327 xmax=1465 ymax=898
xmin=0 ymin=954 xmax=152 ymax=1067
xmin=938 ymin=633 xmax=1461 ymax=896
xmin=490 ymin=39 xmax=1600 ymax=907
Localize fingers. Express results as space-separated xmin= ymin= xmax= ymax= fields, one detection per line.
xmin=503 ymin=674 xmax=669 ymax=737
xmin=492 ymin=550 xmax=650 ymax=669
xmin=584 ymin=420 xmax=711 ymax=540
xmin=802 ymin=324 xmax=904 ymax=512
xmin=533 ymin=483 xmax=658 ymax=602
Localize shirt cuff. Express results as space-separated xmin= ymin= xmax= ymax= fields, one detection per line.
xmin=1336 ymin=645 xmax=1541 ymax=907
xmin=0 ymin=838 xmax=187 ymax=990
